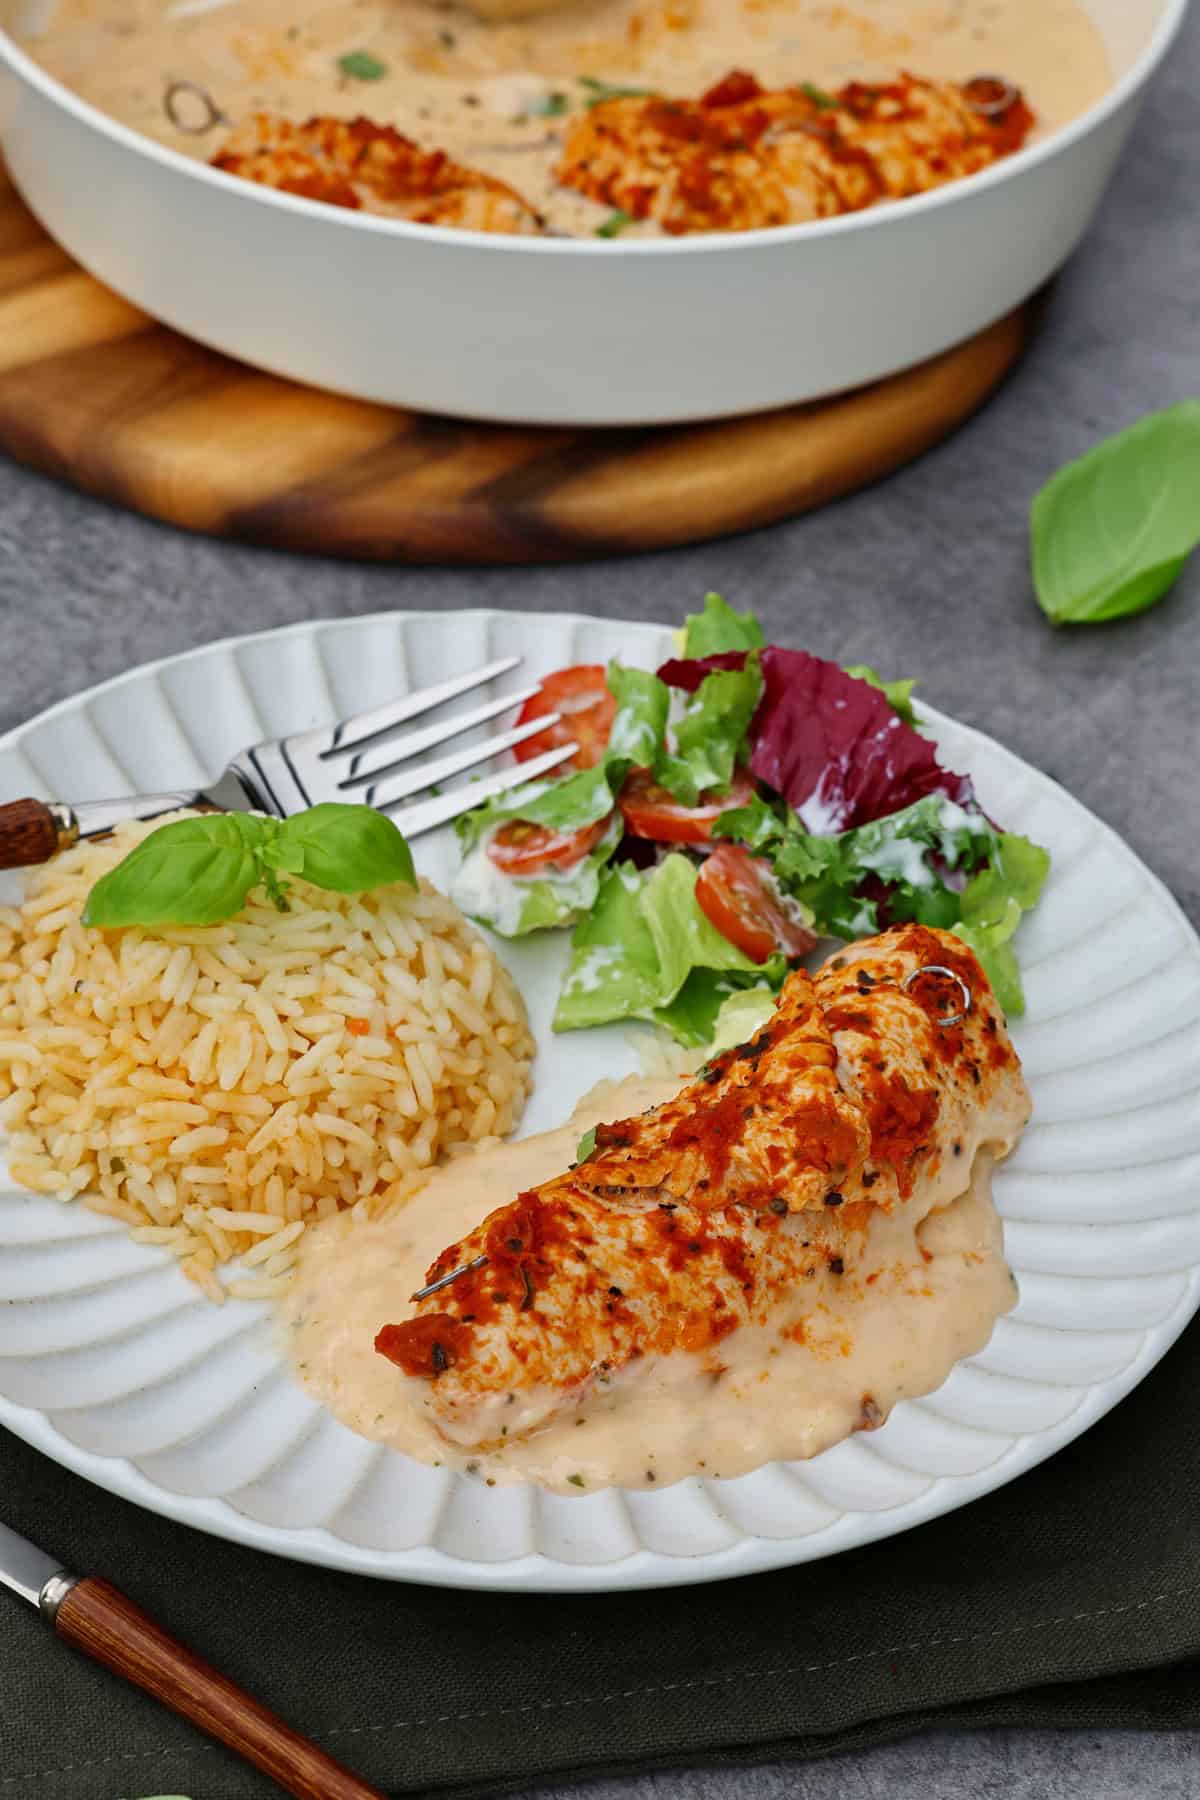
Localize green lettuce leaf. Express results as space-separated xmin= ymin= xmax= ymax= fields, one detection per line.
xmin=604 ymin=663 xmax=670 ymax=766
xmin=451 ymin=662 xmax=673 ymax=935
xmin=842 ymin=664 xmax=919 ymax=726
xmin=553 ymin=861 xmax=662 ymax=1028
xmin=682 ymin=592 xmax=765 ymax=657
xmin=951 ymin=832 xmax=1050 ymax=1014
xmin=653 ymin=959 xmax=787 ymax=1048
xmin=554 ymin=854 xmax=762 ymax=1037
xmin=451 ymin=814 xmax=622 ymax=937
xmin=713 ymin=795 xmax=1049 ymax=1012
xmin=656 ymin=655 xmax=762 ymax=805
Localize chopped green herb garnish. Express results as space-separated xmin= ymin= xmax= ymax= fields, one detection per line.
xmin=527 ymin=91 xmax=569 ymax=117
xmin=579 ymin=75 xmax=655 ymax=106
xmin=596 ymin=209 xmax=633 ymax=238
xmin=567 ymin=1473 xmax=587 ymax=1487
xmin=576 ymin=1126 xmax=598 ymax=1162
xmin=338 ymin=49 xmax=387 ymax=80
xmin=801 ymin=80 xmax=838 ymax=108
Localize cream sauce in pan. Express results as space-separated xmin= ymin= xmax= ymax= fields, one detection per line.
xmin=21 ymin=0 xmax=1110 ymax=236
xmin=282 ymin=1074 xmax=1018 ymax=1494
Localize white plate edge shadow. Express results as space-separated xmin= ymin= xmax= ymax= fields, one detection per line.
xmin=0 ymin=605 xmax=1197 ymax=1594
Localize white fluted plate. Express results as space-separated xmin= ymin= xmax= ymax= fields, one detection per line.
xmin=2 ymin=610 xmax=1198 ymax=1593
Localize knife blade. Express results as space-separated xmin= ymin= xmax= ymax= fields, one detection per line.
xmin=0 ymin=1516 xmax=72 ymax=1610
xmin=0 ymin=1513 xmax=386 ymax=1798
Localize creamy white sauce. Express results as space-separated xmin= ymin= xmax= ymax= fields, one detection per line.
xmin=451 ymin=838 xmax=536 ymax=937
xmin=282 ymin=1072 xmax=1017 ymax=1493
xmin=20 ymin=0 xmax=1111 ymax=240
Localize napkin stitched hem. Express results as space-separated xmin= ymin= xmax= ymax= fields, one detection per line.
xmin=5 ymin=1579 xmax=1198 ymax=1791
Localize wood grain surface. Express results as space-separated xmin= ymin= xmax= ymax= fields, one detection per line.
xmin=0 ymin=798 xmax=62 ymax=867
xmin=55 ymin=1578 xmax=388 ymax=1800
xmin=0 ymin=160 xmax=1045 ymax=564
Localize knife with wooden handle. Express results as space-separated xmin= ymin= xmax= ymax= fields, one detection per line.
xmin=0 ymin=1519 xmax=387 ymax=1800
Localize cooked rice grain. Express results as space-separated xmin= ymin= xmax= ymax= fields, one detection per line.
xmin=0 ymin=815 xmax=534 ymax=1302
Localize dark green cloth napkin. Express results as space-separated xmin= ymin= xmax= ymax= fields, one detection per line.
xmin=4 ymin=1306 xmax=1199 ymax=1799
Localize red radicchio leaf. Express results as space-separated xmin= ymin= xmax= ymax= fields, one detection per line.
xmin=656 ymin=652 xmax=748 ymax=692
xmin=747 ymin=648 xmax=974 ymax=835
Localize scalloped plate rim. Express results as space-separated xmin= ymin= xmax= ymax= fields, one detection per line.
xmin=1 ymin=605 xmax=1198 ymax=1594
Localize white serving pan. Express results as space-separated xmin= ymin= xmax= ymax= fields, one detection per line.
xmin=0 ymin=0 xmax=1188 ymax=426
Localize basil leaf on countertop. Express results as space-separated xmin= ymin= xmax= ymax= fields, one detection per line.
xmin=1031 ymin=399 xmax=1200 ymax=624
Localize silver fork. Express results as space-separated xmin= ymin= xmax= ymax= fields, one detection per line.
xmin=0 ymin=656 xmax=577 ymax=870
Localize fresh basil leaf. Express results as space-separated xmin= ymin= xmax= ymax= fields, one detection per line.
xmin=801 ymin=80 xmax=838 ymax=108
xmin=1030 ymin=400 xmax=1200 ymax=624
xmin=656 ymin=655 xmax=762 ymax=805
xmin=83 ymin=814 xmax=264 ymax=928
xmin=843 ymin=663 xmax=919 ymax=726
xmin=575 ymin=1126 xmax=597 ymax=1162
xmin=682 ymin=592 xmax=765 ymax=658
xmin=337 ymin=49 xmax=387 ymax=79
xmin=277 ymin=803 xmax=415 ymax=894
xmin=595 ymin=210 xmax=633 ymax=238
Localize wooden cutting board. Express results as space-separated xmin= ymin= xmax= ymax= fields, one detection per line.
xmin=0 ymin=161 xmax=1044 ymax=564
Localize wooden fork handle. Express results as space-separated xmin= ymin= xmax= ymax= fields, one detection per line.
xmin=0 ymin=799 xmax=78 ymax=868
xmin=0 ymin=792 xmax=215 ymax=870
xmin=53 ymin=1578 xmax=387 ymax=1800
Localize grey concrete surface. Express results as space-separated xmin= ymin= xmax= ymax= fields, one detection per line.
xmin=2 ymin=4 xmax=1199 ymax=1796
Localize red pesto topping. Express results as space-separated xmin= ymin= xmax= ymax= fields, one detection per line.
xmin=700 ymin=69 xmax=765 ymax=109
xmin=375 ymin=1313 xmax=472 ymax=1378
xmin=857 ymin=1075 xmax=939 ymax=1195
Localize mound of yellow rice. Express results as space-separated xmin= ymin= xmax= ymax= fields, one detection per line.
xmin=0 ymin=816 xmax=534 ymax=1303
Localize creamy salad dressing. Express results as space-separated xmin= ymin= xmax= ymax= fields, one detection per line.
xmin=282 ymin=1073 xmax=1017 ymax=1493
xmin=21 ymin=0 xmax=1110 ymax=238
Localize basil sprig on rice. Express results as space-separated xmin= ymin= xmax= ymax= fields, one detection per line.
xmin=83 ymin=804 xmax=415 ymax=928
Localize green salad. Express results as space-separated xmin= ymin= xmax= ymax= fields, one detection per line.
xmin=452 ymin=595 xmax=1049 ymax=1047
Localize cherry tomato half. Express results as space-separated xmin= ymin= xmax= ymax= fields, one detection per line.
xmin=513 ymin=665 xmax=617 ymax=772
xmin=695 ymin=842 xmax=818 ymax=964
xmin=619 ymin=769 xmax=756 ymax=844
xmin=486 ymin=814 xmax=612 ymax=878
